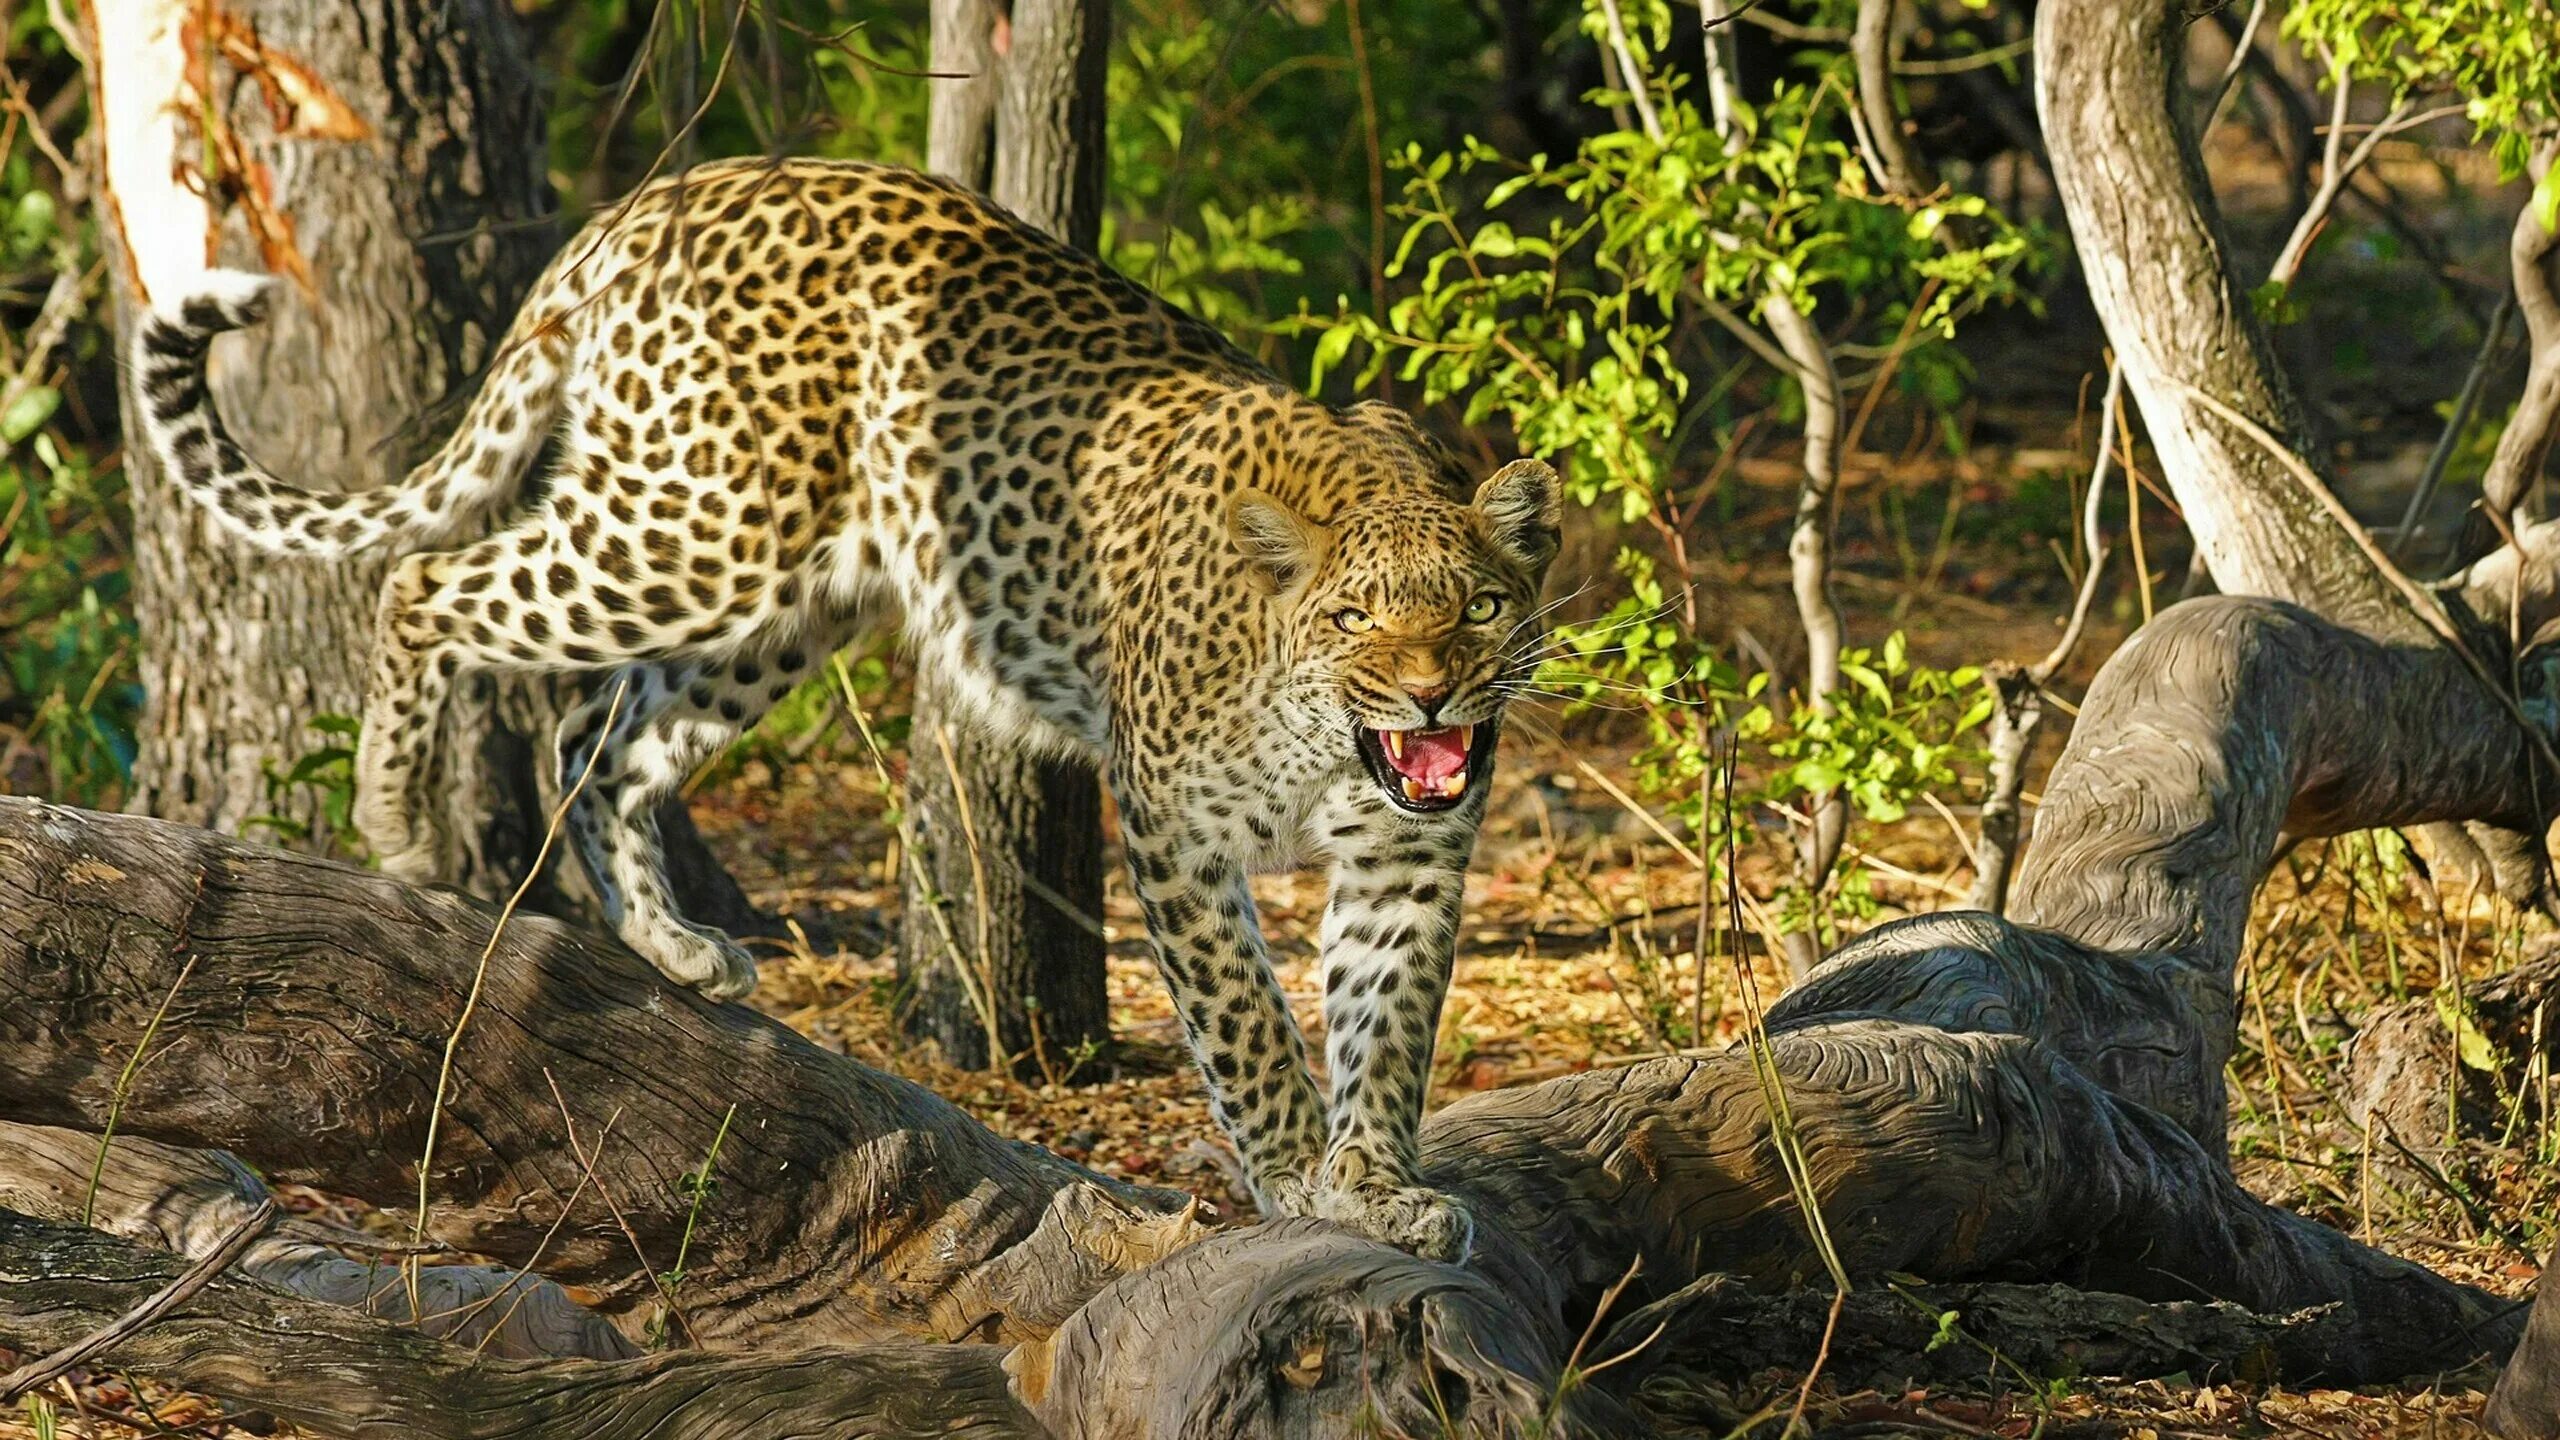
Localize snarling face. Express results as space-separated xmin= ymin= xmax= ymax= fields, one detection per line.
xmin=1230 ymin=459 xmax=1562 ymax=814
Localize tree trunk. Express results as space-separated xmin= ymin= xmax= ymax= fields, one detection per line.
xmin=899 ymin=0 xmax=1112 ymax=1074
xmin=103 ymin=0 xmax=553 ymax=887
xmin=92 ymin=0 xmax=761 ymax=932
xmin=2492 ymin=1241 xmax=2560 ymax=1439
xmin=2034 ymin=0 xmax=2408 ymax=640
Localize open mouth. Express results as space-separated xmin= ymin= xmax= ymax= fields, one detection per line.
xmin=1354 ymin=719 xmax=1498 ymax=814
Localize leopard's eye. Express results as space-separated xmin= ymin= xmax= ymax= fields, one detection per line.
xmin=1463 ymin=594 xmax=1502 ymax=623
xmin=1334 ymin=608 xmax=1376 ymax=635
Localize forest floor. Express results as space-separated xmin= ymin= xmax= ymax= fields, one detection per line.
xmin=6 ymin=414 xmax=2548 ymax=1438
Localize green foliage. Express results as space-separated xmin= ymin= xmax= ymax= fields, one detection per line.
xmin=1 ymin=433 xmax=137 ymax=805
xmin=246 ymin=714 xmax=362 ymax=847
xmin=2285 ymin=0 xmax=2560 ymax=178
xmin=1752 ymin=633 xmax=1988 ymax=828
xmin=1294 ymin=1 xmax=2044 ymax=520
xmin=1546 ymin=553 xmax=1990 ymax=932
xmin=1291 ymin=0 xmax=2027 ymax=934
xmin=1100 ymin=24 xmax=1311 ymax=347
xmin=0 ymin=1 xmax=123 ymax=805
xmin=807 ymin=14 xmax=933 ymax=169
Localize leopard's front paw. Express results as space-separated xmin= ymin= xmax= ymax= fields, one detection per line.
xmin=1256 ymin=1169 xmax=1322 ymax=1221
xmin=1315 ymin=1183 xmax=1474 ymax=1263
xmin=626 ymin=918 xmax=761 ymax=1001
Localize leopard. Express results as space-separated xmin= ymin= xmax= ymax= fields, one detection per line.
xmin=129 ymin=157 xmax=1562 ymax=1261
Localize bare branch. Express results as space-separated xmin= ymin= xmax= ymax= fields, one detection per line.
xmin=2201 ymin=0 xmax=2267 ymax=139
xmin=2480 ymin=140 xmax=2560 ymax=529
xmin=0 ymin=1198 xmax=275 ymax=1401
xmin=2394 ymin=293 xmax=2516 ymax=562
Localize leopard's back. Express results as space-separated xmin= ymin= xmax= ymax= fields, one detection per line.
xmin=517 ymin=161 xmax=1267 ymax=737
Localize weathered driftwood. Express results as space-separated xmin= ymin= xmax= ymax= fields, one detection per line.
xmin=0 ymin=1208 xmax=1045 ymax=1440
xmin=0 ymin=1120 xmax=632 ymax=1360
xmin=2038 ymin=0 xmax=2560 ymax=924
xmin=0 ymin=798 xmax=1210 ymax=1347
xmin=6 ymin=1204 xmax=2461 ymax=1440
xmin=0 ymin=580 xmax=2545 ymax=1435
xmin=2493 ymin=1242 xmax=2560 ymax=1440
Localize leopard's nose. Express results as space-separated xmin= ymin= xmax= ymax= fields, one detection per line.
xmin=1404 ymin=678 xmax=1451 ymax=722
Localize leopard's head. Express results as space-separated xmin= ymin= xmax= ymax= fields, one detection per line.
xmin=1229 ymin=457 xmax=1562 ymax=814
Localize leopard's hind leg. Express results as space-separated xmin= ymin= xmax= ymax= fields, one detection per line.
xmin=352 ymin=519 xmax=806 ymax=880
xmin=556 ymin=638 xmax=835 ymax=999
xmin=353 ymin=546 xmax=496 ymax=879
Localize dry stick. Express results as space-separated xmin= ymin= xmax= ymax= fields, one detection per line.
xmin=0 ymin=1199 xmax=277 ymax=1402
xmin=831 ymin=658 xmax=1001 ymax=1053
xmin=2201 ymin=0 xmax=2268 ymax=140
xmin=1572 ymin=757 xmax=1704 ymax=869
xmin=451 ymin=1116 xmax=622 ymax=1353
xmin=1788 ymin=1287 xmax=1850 ymax=1434
xmin=2122 ymin=375 xmax=2153 ymax=625
xmin=540 ymin=1071 xmax=699 ymax=1346
xmin=929 ymin=720 xmax=1008 ymax=1066
xmin=1969 ymin=361 xmax=2119 ymax=910
xmin=81 ymin=872 xmax=205 ymax=1226
xmin=2182 ymin=382 xmax=2560 ymax=783
xmin=2391 ymin=295 xmax=2514 ymax=561
xmin=2037 ymin=361 xmax=2123 ymax=680
xmin=411 ymin=673 xmax=630 ymax=1255
xmin=2270 ymin=83 xmax=2462 ymax=289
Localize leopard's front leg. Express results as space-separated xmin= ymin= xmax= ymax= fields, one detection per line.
xmin=1308 ymin=784 xmax=1481 ymax=1261
xmin=1118 ymin=819 xmax=1329 ymax=1214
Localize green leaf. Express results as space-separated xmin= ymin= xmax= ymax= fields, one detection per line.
xmin=0 ymin=385 xmax=59 ymax=445
xmin=1309 ymin=324 xmax=1358 ymax=391
xmin=2535 ymin=166 xmax=2560 ymax=238
xmin=2435 ymin=991 xmax=2505 ymax=1074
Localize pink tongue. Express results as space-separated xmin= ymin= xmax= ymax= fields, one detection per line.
xmin=1388 ymin=728 xmax=1468 ymax=782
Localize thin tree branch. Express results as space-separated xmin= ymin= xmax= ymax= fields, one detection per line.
xmin=0 ymin=1199 xmax=277 ymax=1401
xmin=2394 ymin=293 xmax=2516 ymax=562
xmin=2201 ymin=0 xmax=2266 ymax=141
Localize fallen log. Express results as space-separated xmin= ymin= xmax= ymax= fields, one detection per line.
xmin=0 ymin=1119 xmax=633 ymax=1360
xmin=0 ymin=800 xmax=1211 ymax=1345
xmin=2492 ymin=1242 xmax=2560 ymax=1439
xmin=0 ymin=1206 xmax=2493 ymax=1440
xmin=0 ymin=1208 xmax=1045 ymax=1440
xmin=1 ymin=585 xmax=2547 ymax=1434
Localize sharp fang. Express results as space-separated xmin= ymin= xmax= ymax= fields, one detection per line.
xmin=1439 ymin=774 xmax=1466 ymax=797
xmin=1402 ymin=777 xmax=1425 ymax=802
xmin=1457 ymin=722 xmax=1475 ymax=751
xmin=1385 ymin=730 xmax=1406 ymax=760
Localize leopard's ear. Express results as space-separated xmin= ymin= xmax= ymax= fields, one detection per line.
xmin=1227 ymin=488 xmax=1329 ymax=595
xmin=1473 ymin=459 xmax=1562 ymax=575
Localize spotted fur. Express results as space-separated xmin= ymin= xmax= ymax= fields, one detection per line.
xmin=129 ymin=158 xmax=1561 ymax=1260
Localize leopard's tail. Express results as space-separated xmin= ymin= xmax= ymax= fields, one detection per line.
xmin=130 ymin=269 xmax=565 ymax=557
